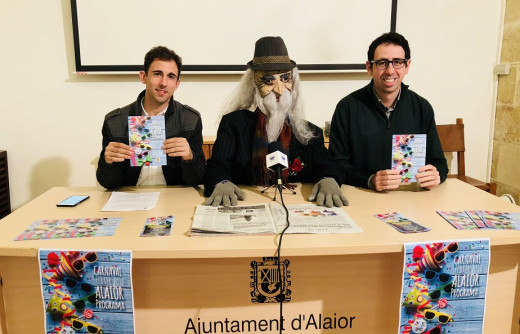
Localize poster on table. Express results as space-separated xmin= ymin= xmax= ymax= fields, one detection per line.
xmin=39 ymin=249 xmax=134 ymax=334
xmin=399 ymin=239 xmax=489 ymax=334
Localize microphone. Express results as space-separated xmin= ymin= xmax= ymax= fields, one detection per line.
xmin=266 ymin=142 xmax=288 ymax=190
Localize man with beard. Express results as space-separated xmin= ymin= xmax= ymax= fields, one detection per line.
xmin=204 ymin=36 xmax=347 ymax=207
xmin=97 ymin=46 xmax=205 ymax=189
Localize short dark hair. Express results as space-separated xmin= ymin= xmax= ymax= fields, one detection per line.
xmin=143 ymin=46 xmax=182 ymax=78
xmin=367 ymin=32 xmax=410 ymax=64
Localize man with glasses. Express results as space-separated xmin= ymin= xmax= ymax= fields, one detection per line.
xmin=329 ymin=32 xmax=448 ymax=191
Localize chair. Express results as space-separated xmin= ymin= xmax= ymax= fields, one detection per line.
xmin=436 ymin=118 xmax=496 ymax=194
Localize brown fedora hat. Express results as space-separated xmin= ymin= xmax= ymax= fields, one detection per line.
xmin=247 ymin=36 xmax=297 ymax=71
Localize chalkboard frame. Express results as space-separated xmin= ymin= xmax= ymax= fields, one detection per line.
xmin=71 ymin=0 xmax=398 ymax=73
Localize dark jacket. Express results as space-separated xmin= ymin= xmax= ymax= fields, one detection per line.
xmin=204 ymin=109 xmax=342 ymax=196
xmin=96 ymin=90 xmax=205 ymax=189
xmin=329 ymin=81 xmax=448 ymax=188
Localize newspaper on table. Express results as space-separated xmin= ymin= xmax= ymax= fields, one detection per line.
xmin=189 ymin=203 xmax=363 ymax=236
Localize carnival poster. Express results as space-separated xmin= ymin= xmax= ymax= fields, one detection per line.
xmin=39 ymin=249 xmax=134 ymax=334
xmin=399 ymin=239 xmax=490 ymax=334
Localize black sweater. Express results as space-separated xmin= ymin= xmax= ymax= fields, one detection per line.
xmin=329 ymin=81 xmax=448 ymax=188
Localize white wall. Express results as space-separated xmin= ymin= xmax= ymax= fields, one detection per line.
xmin=0 ymin=0 xmax=504 ymax=210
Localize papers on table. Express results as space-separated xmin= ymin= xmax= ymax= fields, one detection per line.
xmin=15 ymin=217 xmax=122 ymax=241
xmin=101 ymin=192 xmax=160 ymax=211
xmin=272 ymin=203 xmax=363 ymax=234
xmin=375 ymin=212 xmax=431 ymax=233
xmin=437 ymin=210 xmax=520 ymax=230
xmin=189 ymin=203 xmax=363 ymax=236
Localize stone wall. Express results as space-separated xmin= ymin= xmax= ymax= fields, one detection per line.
xmin=492 ymin=0 xmax=520 ymax=203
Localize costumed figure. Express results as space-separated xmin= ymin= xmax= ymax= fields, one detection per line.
xmin=204 ymin=36 xmax=347 ymax=208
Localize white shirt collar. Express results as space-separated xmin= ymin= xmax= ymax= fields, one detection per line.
xmin=141 ymin=97 xmax=168 ymax=116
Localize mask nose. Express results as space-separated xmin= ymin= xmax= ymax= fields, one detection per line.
xmin=272 ymin=79 xmax=285 ymax=96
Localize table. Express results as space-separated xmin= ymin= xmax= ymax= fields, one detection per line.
xmin=0 ymin=179 xmax=519 ymax=333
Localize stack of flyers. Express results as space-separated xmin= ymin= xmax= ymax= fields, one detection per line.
xmin=391 ymin=134 xmax=426 ymax=183
xmin=128 ymin=115 xmax=166 ymax=167
xmin=474 ymin=210 xmax=520 ymax=230
xmin=375 ymin=212 xmax=430 ymax=233
xmin=15 ymin=217 xmax=122 ymax=241
xmin=437 ymin=210 xmax=520 ymax=230
xmin=464 ymin=210 xmax=488 ymax=228
xmin=437 ymin=211 xmax=482 ymax=230
xmin=140 ymin=215 xmax=174 ymax=237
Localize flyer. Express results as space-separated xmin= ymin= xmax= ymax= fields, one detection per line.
xmin=140 ymin=215 xmax=174 ymax=237
xmin=375 ymin=212 xmax=430 ymax=233
xmin=436 ymin=211 xmax=480 ymax=230
xmin=391 ymin=134 xmax=426 ymax=183
xmin=128 ymin=115 xmax=166 ymax=167
xmin=399 ymin=239 xmax=490 ymax=334
xmin=15 ymin=217 xmax=122 ymax=241
xmin=39 ymin=249 xmax=135 ymax=334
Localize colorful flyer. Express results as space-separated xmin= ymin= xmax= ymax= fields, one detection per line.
xmin=39 ymin=249 xmax=135 ymax=334
xmin=391 ymin=134 xmax=426 ymax=183
xmin=128 ymin=115 xmax=166 ymax=167
xmin=375 ymin=212 xmax=430 ymax=233
xmin=464 ymin=210 xmax=488 ymax=228
xmin=437 ymin=211 xmax=480 ymax=230
xmin=140 ymin=215 xmax=174 ymax=237
xmin=399 ymin=239 xmax=490 ymax=334
xmin=15 ymin=217 xmax=122 ymax=241
xmin=474 ymin=210 xmax=520 ymax=230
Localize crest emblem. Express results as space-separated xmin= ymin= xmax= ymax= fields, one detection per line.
xmin=250 ymin=257 xmax=291 ymax=303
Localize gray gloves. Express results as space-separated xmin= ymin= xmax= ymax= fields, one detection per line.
xmin=308 ymin=178 xmax=349 ymax=207
xmin=205 ymin=181 xmax=246 ymax=206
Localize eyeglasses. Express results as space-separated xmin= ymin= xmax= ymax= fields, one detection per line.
xmin=72 ymin=252 xmax=98 ymax=271
xmin=425 ymin=270 xmax=451 ymax=283
xmin=72 ymin=293 xmax=97 ymax=310
xmin=434 ymin=242 xmax=459 ymax=262
xmin=65 ymin=278 xmax=94 ymax=293
xmin=71 ymin=318 xmax=104 ymax=334
xmin=429 ymin=282 xmax=453 ymax=300
xmin=370 ymin=58 xmax=408 ymax=69
xmin=424 ymin=310 xmax=453 ymax=324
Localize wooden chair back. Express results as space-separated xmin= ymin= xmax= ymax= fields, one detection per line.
xmin=436 ymin=118 xmax=496 ymax=194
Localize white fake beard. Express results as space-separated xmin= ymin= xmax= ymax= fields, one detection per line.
xmin=255 ymin=90 xmax=293 ymax=142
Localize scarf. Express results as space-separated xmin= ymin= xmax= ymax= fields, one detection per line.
xmin=251 ymin=109 xmax=293 ymax=187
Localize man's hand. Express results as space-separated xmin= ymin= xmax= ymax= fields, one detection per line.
xmin=205 ymin=181 xmax=246 ymax=206
xmin=308 ymin=178 xmax=349 ymax=207
xmin=373 ymin=169 xmax=401 ymax=192
xmin=104 ymin=142 xmax=132 ymax=164
xmin=163 ymin=137 xmax=193 ymax=161
xmin=416 ymin=164 xmax=440 ymax=190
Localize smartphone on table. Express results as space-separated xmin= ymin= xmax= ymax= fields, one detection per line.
xmin=56 ymin=195 xmax=90 ymax=207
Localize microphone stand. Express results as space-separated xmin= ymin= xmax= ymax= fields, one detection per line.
xmin=261 ymin=168 xmax=296 ymax=201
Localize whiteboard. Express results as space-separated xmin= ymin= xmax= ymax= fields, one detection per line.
xmin=71 ymin=0 xmax=397 ymax=72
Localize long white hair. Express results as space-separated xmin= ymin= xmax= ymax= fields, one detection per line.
xmin=218 ymin=68 xmax=314 ymax=144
